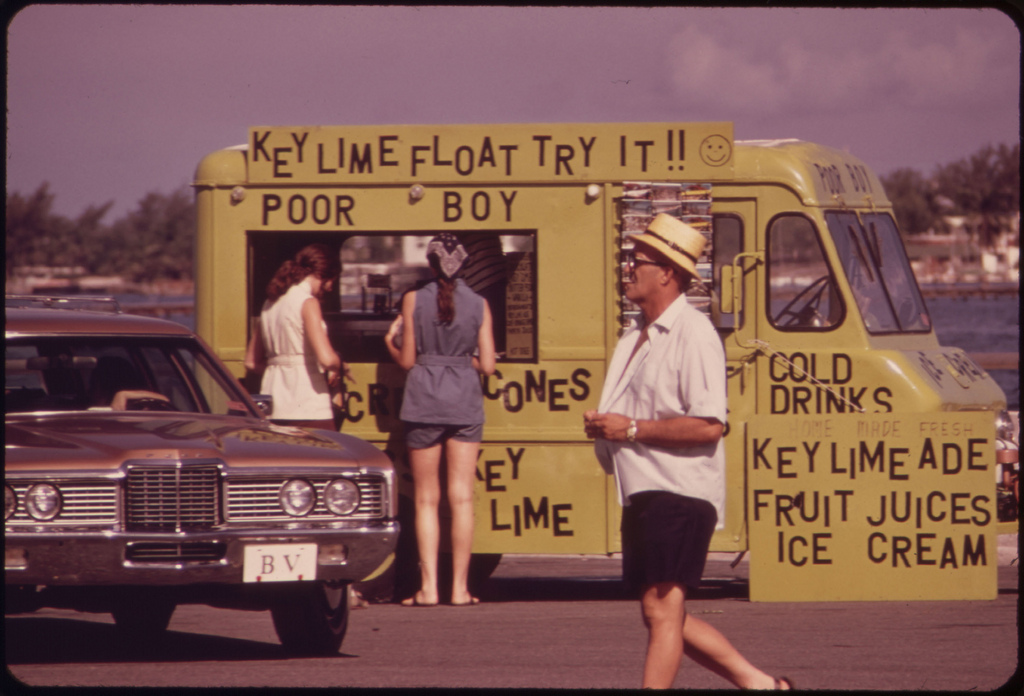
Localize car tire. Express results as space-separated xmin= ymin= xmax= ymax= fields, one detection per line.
xmin=111 ymin=599 xmax=176 ymax=637
xmin=270 ymin=581 xmax=349 ymax=655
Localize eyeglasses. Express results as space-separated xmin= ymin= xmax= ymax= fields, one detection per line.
xmin=622 ymin=249 xmax=667 ymax=276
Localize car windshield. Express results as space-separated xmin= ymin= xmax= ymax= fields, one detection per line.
xmin=825 ymin=211 xmax=931 ymax=334
xmin=5 ymin=335 xmax=257 ymax=417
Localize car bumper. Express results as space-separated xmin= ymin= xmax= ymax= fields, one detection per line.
xmin=4 ymin=521 xmax=398 ymax=586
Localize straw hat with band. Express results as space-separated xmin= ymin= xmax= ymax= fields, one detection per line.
xmin=630 ymin=214 xmax=706 ymax=280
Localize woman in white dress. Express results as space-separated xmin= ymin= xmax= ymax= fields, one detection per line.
xmin=244 ymin=243 xmax=351 ymax=429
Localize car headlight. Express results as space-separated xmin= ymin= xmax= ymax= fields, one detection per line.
xmin=25 ymin=484 xmax=62 ymax=521
xmin=324 ymin=479 xmax=360 ymax=516
xmin=5 ymin=485 xmax=17 ymax=520
xmin=279 ymin=479 xmax=316 ymax=516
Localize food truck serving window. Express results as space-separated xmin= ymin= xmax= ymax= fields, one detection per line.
xmin=332 ymin=232 xmax=536 ymax=364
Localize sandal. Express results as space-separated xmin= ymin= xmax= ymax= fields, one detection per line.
xmin=400 ymin=595 xmax=439 ymax=607
xmin=450 ymin=596 xmax=481 ymax=607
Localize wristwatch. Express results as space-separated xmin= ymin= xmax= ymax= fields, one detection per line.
xmin=626 ymin=419 xmax=638 ymax=443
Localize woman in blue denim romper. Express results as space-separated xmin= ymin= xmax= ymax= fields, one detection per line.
xmin=385 ymin=233 xmax=496 ymax=606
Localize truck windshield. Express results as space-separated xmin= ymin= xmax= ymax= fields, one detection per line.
xmin=826 ymin=211 xmax=931 ymax=334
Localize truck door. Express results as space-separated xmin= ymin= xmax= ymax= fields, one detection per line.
xmin=743 ymin=212 xmax=998 ymax=602
xmin=710 ymin=199 xmax=756 ymax=552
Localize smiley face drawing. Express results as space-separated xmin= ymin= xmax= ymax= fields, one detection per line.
xmin=699 ymin=135 xmax=732 ymax=167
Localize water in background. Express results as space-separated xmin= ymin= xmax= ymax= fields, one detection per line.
xmin=926 ymin=294 xmax=1019 ymax=410
xmin=132 ymin=293 xmax=1019 ymax=410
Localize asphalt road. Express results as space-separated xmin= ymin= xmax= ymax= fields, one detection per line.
xmin=5 ymin=540 xmax=1020 ymax=692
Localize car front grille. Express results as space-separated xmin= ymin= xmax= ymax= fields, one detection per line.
xmin=6 ymin=467 xmax=387 ymax=531
xmin=125 ymin=463 xmax=221 ymax=532
xmin=6 ymin=481 xmax=119 ymax=525
xmin=226 ymin=475 xmax=387 ymax=521
xmin=125 ymin=541 xmax=227 ymax=563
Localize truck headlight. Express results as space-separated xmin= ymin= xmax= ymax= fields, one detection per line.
xmin=279 ymin=479 xmax=316 ymax=516
xmin=995 ymin=409 xmax=1019 ymax=465
xmin=324 ymin=479 xmax=360 ymax=516
xmin=995 ymin=410 xmax=1018 ymax=443
xmin=25 ymin=484 xmax=62 ymax=521
xmin=5 ymin=485 xmax=17 ymax=520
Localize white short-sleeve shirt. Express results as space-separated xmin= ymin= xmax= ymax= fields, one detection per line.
xmin=594 ymin=293 xmax=727 ymax=524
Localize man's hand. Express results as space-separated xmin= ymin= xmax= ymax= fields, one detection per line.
xmin=584 ymin=410 xmax=724 ymax=448
xmin=583 ymin=410 xmax=631 ymax=442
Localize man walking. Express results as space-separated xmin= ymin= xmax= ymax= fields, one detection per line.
xmin=584 ymin=214 xmax=791 ymax=690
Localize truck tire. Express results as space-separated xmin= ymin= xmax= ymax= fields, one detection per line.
xmin=270 ymin=581 xmax=349 ymax=655
xmin=111 ymin=599 xmax=176 ymax=638
xmin=4 ymin=586 xmax=41 ymax=614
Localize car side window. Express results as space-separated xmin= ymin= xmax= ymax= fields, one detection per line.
xmin=140 ymin=346 xmax=199 ymax=412
xmin=5 ymin=345 xmax=48 ymax=413
xmin=173 ymin=346 xmax=250 ymax=416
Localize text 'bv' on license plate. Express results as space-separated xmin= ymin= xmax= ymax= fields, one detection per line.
xmin=243 ymin=544 xmax=317 ymax=583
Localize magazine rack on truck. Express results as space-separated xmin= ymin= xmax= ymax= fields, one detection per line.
xmin=194 ymin=122 xmax=1017 ymax=601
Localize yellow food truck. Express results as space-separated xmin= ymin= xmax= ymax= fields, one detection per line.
xmin=193 ymin=123 xmax=1017 ymax=601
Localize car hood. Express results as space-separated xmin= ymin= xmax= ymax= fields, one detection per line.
xmin=4 ymin=413 xmax=390 ymax=472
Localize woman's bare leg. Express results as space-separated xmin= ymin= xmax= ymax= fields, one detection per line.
xmin=403 ymin=444 xmax=442 ymax=606
xmin=446 ymin=438 xmax=480 ymax=605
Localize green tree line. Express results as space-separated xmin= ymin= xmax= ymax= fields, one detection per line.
xmin=5 ymin=142 xmax=1019 ymax=286
xmin=880 ymin=143 xmax=1019 ymax=246
xmin=6 ymin=184 xmax=195 ymax=284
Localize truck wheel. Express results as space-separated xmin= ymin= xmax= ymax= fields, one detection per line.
xmin=436 ymin=552 xmax=503 ymax=602
xmin=469 ymin=553 xmax=503 ymax=588
xmin=111 ymin=599 xmax=176 ymax=637
xmin=270 ymin=581 xmax=349 ymax=655
xmin=4 ymin=586 xmax=42 ymax=614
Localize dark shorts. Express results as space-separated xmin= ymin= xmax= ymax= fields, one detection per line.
xmin=404 ymin=422 xmax=483 ymax=449
xmin=621 ymin=490 xmax=718 ymax=595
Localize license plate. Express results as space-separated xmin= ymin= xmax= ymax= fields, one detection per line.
xmin=243 ymin=543 xmax=317 ymax=583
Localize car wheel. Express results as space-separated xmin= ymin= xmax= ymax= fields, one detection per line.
xmin=270 ymin=581 xmax=349 ymax=655
xmin=111 ymin=599 xmax=176 ymax=637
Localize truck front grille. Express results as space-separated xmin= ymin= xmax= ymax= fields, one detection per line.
xmin=125 ymin=463 xmax=221 ymax=531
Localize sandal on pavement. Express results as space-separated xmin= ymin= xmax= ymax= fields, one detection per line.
xmin=400 ymin=595 xmax=439 ymax=607
xmin=450 ymin=596 xmax=481 ymax=607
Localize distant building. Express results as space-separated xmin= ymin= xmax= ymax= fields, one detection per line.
xmin=6 ymin=265 xmax=125 ymax=296
xmin=905 ymin=213 xmax=1019 ymax=284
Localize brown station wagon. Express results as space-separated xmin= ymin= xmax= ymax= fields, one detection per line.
xmin=4 ymin=296 xmax=397 ymax=654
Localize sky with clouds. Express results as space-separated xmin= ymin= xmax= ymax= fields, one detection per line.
xmin=6 ymin=5 xmax=1020 ymax=219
